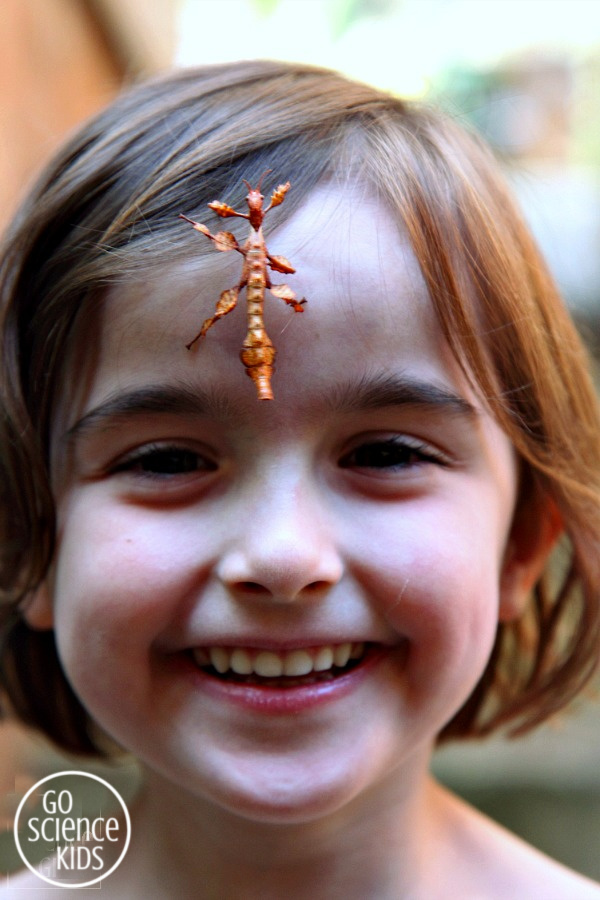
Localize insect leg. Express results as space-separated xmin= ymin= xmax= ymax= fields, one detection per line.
xmin=186 ymin=287 xmax=239 ymax=350
xmin=270 ymin=283 xmax=306 ymax=313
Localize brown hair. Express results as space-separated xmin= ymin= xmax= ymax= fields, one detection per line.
xmin=0 ymin=60 xmax=598 ymax=755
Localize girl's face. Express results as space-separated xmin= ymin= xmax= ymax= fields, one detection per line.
xmin=37 ymin=185 xmax=544 ymax=823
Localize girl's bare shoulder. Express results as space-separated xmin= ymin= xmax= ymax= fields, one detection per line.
xmin=0 ymin=867 xmax=102 ymax=898
xmin=482 ymin=826 xmax=600 ymax=898
xmin=434 ymin=785 xmax=600 ymax=899
xmin=1 ymin=867 xmax=50 ymax=897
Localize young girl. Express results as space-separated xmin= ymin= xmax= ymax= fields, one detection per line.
xmin=0 ymin=60 xmax=599 ymax=898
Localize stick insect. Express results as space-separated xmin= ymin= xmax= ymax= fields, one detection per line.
xmin=179 ymin=173 xmax=305 ymax=400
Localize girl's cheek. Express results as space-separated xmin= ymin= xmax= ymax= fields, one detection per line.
xmin=351 ymin=509 xmax=502 ymax=667
xmin=52 ymin=500 xmax=201 ymax=635
xmin=49 ymin=509 xmax=193 ymax=710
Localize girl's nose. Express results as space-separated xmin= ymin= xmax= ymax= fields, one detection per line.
xmin=216 ymin=475 xmax=343 ymax=602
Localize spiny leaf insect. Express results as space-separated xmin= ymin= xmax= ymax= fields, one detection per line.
xmin=179 ymin=172 xmax=305 ymax=400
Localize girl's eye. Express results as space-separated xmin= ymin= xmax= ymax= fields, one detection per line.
xmin=113 ymin=445 xmax=217 ymax=478
xmin=339 ymin=437 xmax=445 ymax=471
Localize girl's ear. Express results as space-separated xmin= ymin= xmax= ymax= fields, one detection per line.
xmin=499 ymin=488 xmax=563 ymax=623
xmin=20 ymin=583 xmax=54 ymax=630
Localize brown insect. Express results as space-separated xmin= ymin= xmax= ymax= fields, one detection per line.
xmin=179 ymin=173 xmax=305 ymax=400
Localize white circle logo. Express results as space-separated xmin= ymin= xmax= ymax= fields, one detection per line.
xmin=13 ymin=770 xmax=131 ymax=888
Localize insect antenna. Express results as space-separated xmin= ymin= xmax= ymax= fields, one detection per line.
xmin=243 ymin=169 xmax=272 ymax=193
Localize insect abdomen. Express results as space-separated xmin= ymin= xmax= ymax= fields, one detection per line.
xmin=240 ymin=242 xmax=275 ymax=400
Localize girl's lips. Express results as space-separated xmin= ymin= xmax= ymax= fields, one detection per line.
xmin=186 ymin=643 xmax=388 ymax=714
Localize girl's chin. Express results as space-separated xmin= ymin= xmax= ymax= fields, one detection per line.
xmin=141 ymin=743 xmax=389 ymax=826
xmin=192 ymin=777 xmax=366 ymax=826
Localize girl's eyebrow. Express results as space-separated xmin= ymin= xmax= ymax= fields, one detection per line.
xmin=326 ymin=373 xmax=478 ymax=418
xmin=63 ymin=374 xmax=477 ymax=446
xmin=63 ymin=383 xmax=235 ymax=444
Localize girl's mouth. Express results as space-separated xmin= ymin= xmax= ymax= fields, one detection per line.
xmin=191 ymin=641 xmax=367 ymax=687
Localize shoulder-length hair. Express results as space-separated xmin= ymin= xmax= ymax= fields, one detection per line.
xmin=0 ymin=60 xmax=599 ymax=754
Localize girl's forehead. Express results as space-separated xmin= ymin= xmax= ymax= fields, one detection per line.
xmin=59 ymin=184 xmax=472 ymax=426
xmin=110 ymin=184 xmax=437 ymax=346
xmin=274 ymin=182 xmax=423 ymax=287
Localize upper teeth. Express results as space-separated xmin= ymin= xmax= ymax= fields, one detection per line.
xmin=193 ymin=642 xmax=365 ymax=677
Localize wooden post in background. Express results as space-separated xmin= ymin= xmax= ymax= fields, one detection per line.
xmin=0 ymin=0 xmax=177 ymax=233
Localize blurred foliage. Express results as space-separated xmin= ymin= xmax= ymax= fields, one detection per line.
xmin=572 ymin=56 xmax=600 ymax=167
xmin=431 ymin=59 xmax=600 ymax=169
xmin=251 ymin=0 xmax=398 ymax=37
xmin=251 ymin=0 xmax=280 ymax=16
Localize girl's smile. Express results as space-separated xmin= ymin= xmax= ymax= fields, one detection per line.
xmin=182 ymin=641 xmax=387 ymax=715
xmin=39 ymin=184 xmax=525 ymax=823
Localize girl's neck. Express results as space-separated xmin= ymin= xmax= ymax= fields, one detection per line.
xmin=110 ymin=758 xmax=441 ymax=900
